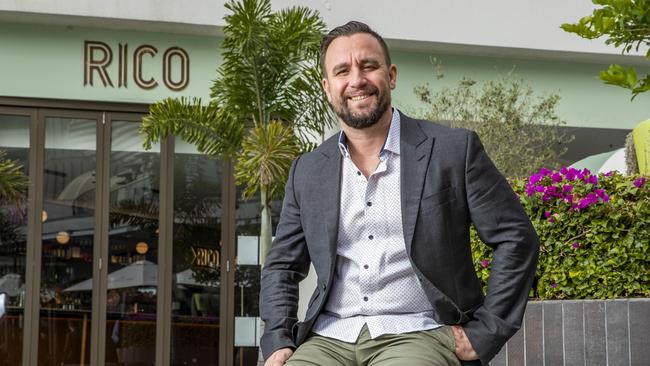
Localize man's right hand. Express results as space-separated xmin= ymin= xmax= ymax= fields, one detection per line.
xmin=264 ymin=348 xmax=294 ymax=366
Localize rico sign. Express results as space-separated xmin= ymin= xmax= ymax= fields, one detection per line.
xmin=84 ymin=41 xmax=190 ymax=91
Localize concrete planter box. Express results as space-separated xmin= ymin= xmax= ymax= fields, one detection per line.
xmin=490 ymin=298 xmax=650 ymax=366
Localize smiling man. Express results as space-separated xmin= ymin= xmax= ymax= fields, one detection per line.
xmin=260 ymin=21 xmax=539 ymax=366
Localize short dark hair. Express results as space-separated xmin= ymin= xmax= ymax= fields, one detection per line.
xmin=319 ymin=21 xmax=392 ymax=75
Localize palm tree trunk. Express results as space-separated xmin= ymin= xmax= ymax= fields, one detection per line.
xmin=258 ymin=183 xmax=272 ymax=365
xmin=259 ymin=183 xmax=272 ymax=266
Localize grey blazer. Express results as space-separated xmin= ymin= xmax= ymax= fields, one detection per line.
xmin=260 ymin=112 xmax=540 ymax=365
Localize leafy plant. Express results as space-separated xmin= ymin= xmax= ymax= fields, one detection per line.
xmin=0 ymin=150 xmax=28 ymax=203
xmin=414 ymin=76 xmax=573 ymax=177
xmin=140 ymin=0 xmax=331 ymax=263
xmin=472 ymin=167 xmax=650 ymax=299
xmin=561 ymin=0 xmax=650 ymax=98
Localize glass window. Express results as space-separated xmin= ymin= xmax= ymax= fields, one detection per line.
xmin=105 ymin=120 xmax=160 ymax=366
xmin=0 ymin=114 xmax=30 ymax=366
xmin=170 ymin=139 xmax=222 ymax=365
xmin=233 ymin=190 xmax=282 ymax=366
xmin=39 ymin=116 xmax=96 ymax=366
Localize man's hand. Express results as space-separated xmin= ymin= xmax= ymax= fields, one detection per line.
xmin=451 ymin=325 xmax=479 ymax=361
xmin=264 ymin=348 xmax=294 ymax=366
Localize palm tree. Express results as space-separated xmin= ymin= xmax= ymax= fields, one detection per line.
xmin=140 ymin=0 xmax=331 ymax=264
xmin=0 ymin=150 xmax=28 ymax=203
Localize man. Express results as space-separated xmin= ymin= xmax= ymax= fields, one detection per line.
xmin=260 ymin=21 xmax=539 ymax=366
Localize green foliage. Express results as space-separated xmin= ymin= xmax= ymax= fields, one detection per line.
xmin=235 ymin=120 xmax=301 ymax=199
xmin=0 ymin=150 xmax=28 ymax=203
xmin=471 ymin=168 xmax=650 ymax=299
xmin=141 ymin=97 xmax=243 ymax=158
xmin=561 ymin=0 xmax=650 ymax=98
xmin=414 ymin=76 xmax=573 ymax=177
xmin=141 ymin=0 xmax=331 ymax=200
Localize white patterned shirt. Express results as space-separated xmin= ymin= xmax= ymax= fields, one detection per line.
xmin=312 ymin=110 xmax=440 ymax=342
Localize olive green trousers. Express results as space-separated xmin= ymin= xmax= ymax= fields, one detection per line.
xmin=285 ymin=325 xmax=461 ymax=366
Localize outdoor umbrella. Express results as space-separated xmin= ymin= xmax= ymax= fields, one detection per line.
xmin=64 ymin=260 xmax=157 ymax=291
xmin=571 ymin=148 xmax=627 ymax=175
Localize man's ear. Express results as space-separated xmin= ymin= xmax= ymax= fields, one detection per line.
xmin=322 ymin=78 xmax=332 ymax=102
xmin=389 ymin=64 xmax=397 ymax=90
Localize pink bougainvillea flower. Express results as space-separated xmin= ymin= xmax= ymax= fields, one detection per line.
xmin=551 ymin=173 xmax=562 ymax=183
xmin=572 ymin=242 xmax=580 ymax=249
xmin=481 ymin=259 xmax=490 ymax=268
xmin=634 ymin=177 xmax=647 ymax=188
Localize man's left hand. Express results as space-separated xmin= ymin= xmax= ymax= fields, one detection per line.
xmin=451 ymin=325 xmax=479 ymax=361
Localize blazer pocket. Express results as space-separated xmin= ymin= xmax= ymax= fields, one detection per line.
xmin=420 ymin=186 xmax=456 ymax=212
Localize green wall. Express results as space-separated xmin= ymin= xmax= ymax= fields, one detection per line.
xmin=1 ymin=22 xmax=648 ymax=129
xmin=390 ymin=50 xmax=650 ymax=129
xmin=0 ymin=22 xmax=221 ymax=104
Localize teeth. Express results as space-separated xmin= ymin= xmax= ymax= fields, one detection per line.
xmin=350 ymin=95 xmax=369 ymax=101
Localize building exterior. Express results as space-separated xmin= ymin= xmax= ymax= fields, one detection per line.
xmin=0 ymin=1 xmax=648 ymax=366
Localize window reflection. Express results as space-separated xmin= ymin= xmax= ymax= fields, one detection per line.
xmin=39 ymin=117 xmax=96 ymax=366
xmin=233 ymin=191 xmax=281 ymax=366
xmin=0 ymin=114 xmax=29 ymax=366
xmin=106 ymin=121 xmax=160 ymax=366
xmin=170 ymin=140 xmax=222 ymax=366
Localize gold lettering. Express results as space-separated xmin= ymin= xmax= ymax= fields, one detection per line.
xmin=162 ymin=47 xmax=190 ymax=91
xmin=133 ymin=45 xmax=158 ymax=90
xmin=84 ymin=41 xmax=113 ymax=87
xmin=118 ymin=43 xmax=128 ymax=87
xmin=191 ymin=246 xmax=220 ymax=268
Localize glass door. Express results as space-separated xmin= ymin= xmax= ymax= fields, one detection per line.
xmin=105 ymin=119 xmax=161 ymax=365
xmin=0 ymin=111 xmax=31 ymax=366
xmin=232 ymin=192 xmax=282 ymax=366
xmin=38 ymin=113 xmax=98 ymax=366
xmin=169 ymin=139 xmax=223 ymax=366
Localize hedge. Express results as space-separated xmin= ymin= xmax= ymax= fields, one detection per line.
xmin=471 ymin=167 xmax=649 ymax=299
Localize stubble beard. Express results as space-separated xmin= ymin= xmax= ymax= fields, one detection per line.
xmin=333 ymin=88 xmax=391 ymax=129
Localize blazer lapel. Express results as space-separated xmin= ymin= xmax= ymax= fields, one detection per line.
xmin=400 ymin=115 xmax=435 ymax=255
xmin=314 ymin=138 xmax=342 ymax=273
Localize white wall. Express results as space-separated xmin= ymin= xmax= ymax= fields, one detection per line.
xmin=2 ymin=0 xmax=646 ymax=59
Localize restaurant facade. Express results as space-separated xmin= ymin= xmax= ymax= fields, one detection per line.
xmin=1 ymin=2 xmax=650 ymax=366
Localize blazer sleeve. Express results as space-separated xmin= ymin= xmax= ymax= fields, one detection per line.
xmin=461 ymin=131 xmax=540 ymax=365
xmin=259 ymin=156 xmax=311 ymax=360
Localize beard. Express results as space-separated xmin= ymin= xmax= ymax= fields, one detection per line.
xmin=332 ymin=86 xmax=391 ymax=129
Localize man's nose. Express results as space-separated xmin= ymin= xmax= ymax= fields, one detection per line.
xmin=348 ymin=67 xmax=367 ymax=88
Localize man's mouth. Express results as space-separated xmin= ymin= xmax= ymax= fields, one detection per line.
xmin=348 ymin=94 xmax=372 ymax=102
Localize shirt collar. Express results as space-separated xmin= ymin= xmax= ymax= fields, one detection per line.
xmin=338 ymin=109 xmax=401 ymax=157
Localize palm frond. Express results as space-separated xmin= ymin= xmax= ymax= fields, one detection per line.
xmin=235 ymin=120 xmax=300 ymax=199
xmin=140 ymin=97 xmax=243 ymax=158
xmin=0 ymin=150 xmax=28 ymax=203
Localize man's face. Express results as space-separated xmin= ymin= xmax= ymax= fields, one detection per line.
xmin=322 ymin=33 xmax=397 ymax=129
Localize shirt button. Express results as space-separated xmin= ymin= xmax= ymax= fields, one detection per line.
xmin=363 ymin=264 xmax=369 ymax=269
xmin=366 ymin=202 xmax=372 ymax=207
xmin=368 ymin=235 xmax=374 ymax=240
xmin=322 ymin=283 xmax=327 ymax=290
xmin=363 ymin=296 xmax=368 ymax=301
xmin=357 ymin=171 xmax=361 ymax=176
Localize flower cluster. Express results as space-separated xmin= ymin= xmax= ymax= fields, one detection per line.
xmin=634 ymin=176 xmax=647 ymax=188
xmin=524 ymin=167 xmax=610 ymax=217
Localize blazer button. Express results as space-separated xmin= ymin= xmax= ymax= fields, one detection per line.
xmin=322 ymin=283 xmax=327 ymax=290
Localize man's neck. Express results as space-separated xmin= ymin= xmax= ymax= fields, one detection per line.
xmin=341 ymin=108 xmax=393 ymax=159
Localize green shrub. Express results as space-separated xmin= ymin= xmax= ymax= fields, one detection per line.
xmin=472 ymin=168 xmax=650 ymax=299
